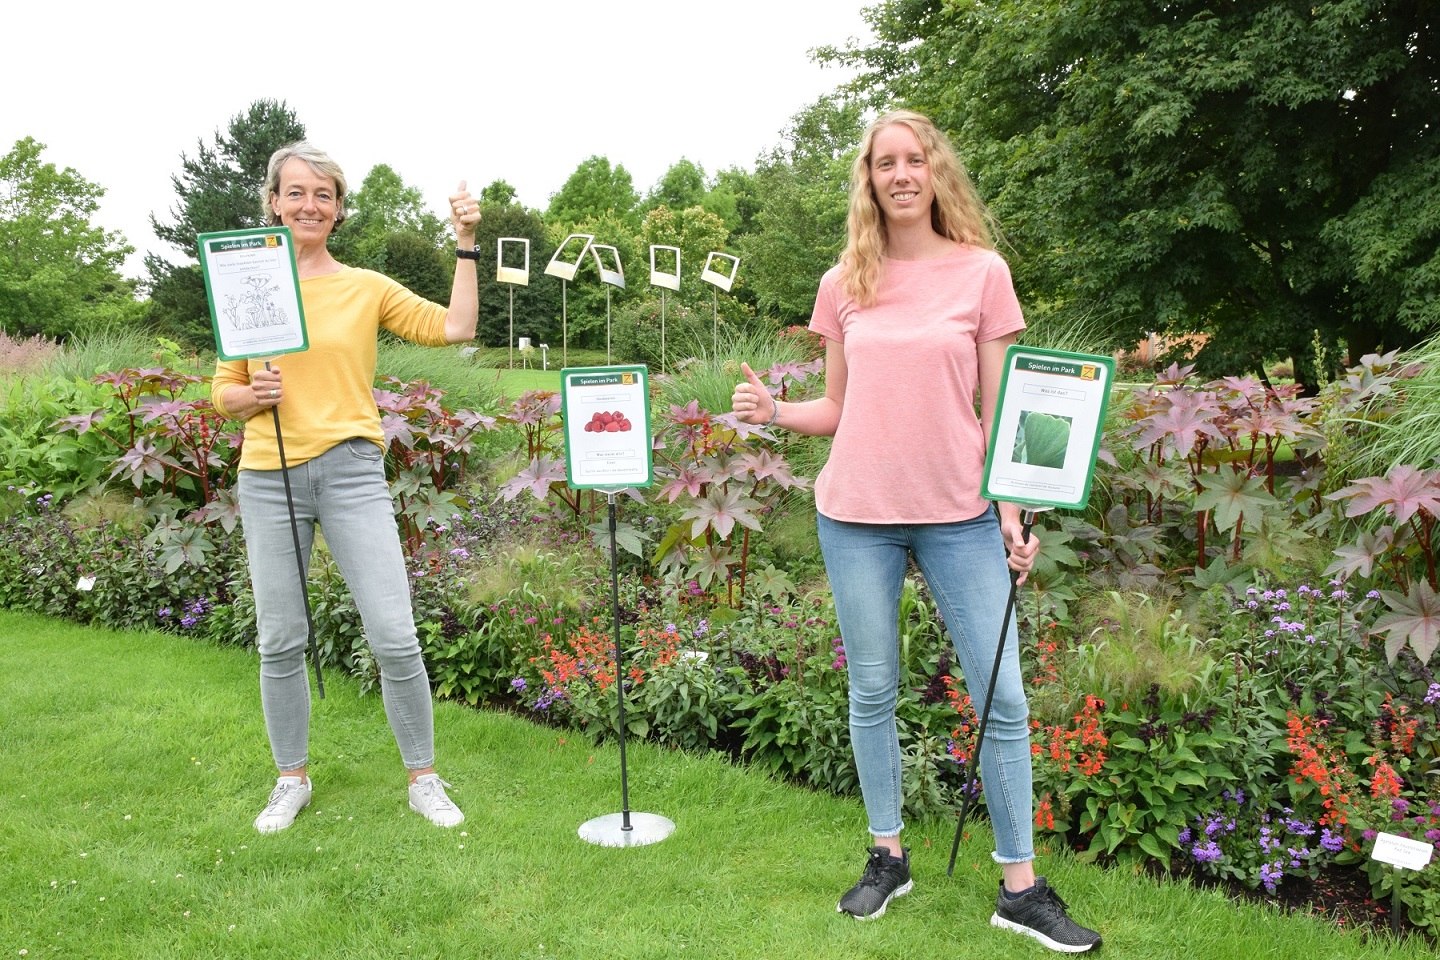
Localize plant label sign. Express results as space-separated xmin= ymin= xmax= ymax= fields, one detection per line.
xmin=561 ymin=365 xmax=653 ymax=490
xmin=197 ymin=227 xmax=309 ymax=361
xmin=982 ymin=345 xmax=1114 ymax=511
xmin=1372 ymin=832 xmax=1433 ymax=871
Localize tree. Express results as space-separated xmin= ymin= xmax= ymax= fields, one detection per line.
xmin=145 ymin=99 xmax=305 ymax=346
xmin=382 ymin=232 xmax=452 ymax=304
xmin=0 ymin=137 xmax=141 ymax=340
xmin=635 ymin=203 xmax=744 ymax=362
xmin=480 ymin=180 xmax=518 ymax=207
xmin=470 ymin=201 xmax=561 ymax=351
xmin=330 ymin=163 xmax=447 ymax=272
xmin=738 ymin=96 xmax=861 ymax=325
xmin=703 ymin=166 xmax=763 ymax=242
xmin=545 ymin=156 xmax=641 ymax=229
xmin=826 ymin=0 xmax=1440 ymax=388
xmin=645 ymin=158 xmax=707 ymax=212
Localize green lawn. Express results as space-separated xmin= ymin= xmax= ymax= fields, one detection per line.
xmin=0 ymin=609 xmax=1430 ymax=959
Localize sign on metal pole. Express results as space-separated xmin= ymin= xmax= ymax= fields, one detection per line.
xmin=197 ymin=227 xmax=308 ymax=361
xmin=560 ymin=365 xmax=653 ymax=491
xmin=981 ymin=345 xmax=1115 ymax=512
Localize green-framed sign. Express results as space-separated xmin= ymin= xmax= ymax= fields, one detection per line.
xmin=197 ymin=227 xmax=309 ymax=361
xmin=560 ymin=365 xmax=653 ymax=490
xmin=981 ymin=345 xmax=1115 ymax=511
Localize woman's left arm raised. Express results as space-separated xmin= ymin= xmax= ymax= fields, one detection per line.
xmin=444 ymin=180 xmax=480 ymax=343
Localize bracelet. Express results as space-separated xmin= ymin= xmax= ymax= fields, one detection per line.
xmin=763 ymin=398 xmax=781 ymax=428
xmin=455 ymin=245 xmax=481 ymax=260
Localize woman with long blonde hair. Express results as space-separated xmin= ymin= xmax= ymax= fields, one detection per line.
xmin=731 ymin=110 xmax=1101 ymax=952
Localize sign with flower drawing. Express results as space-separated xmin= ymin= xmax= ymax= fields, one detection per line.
xmin=197 ymin=227 xmax=308 ymax=361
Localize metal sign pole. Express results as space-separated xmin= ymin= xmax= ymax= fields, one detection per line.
xmin=578 ymin=492 xmax=674 ymax=847
xmin=946 ymin=509 xmax=1039 ymax=875
xmin=265 ymin=360 xmax=324 ymax=699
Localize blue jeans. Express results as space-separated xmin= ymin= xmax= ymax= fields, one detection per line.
xmin=817 ymin=508 xmax=1034 ymax=863
xmin=238 ymin=438 xmax=436 ymax=772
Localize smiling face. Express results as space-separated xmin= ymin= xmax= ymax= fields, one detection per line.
xmin=269 ymin=156 xmax=339 ymax=243
xmin=868 ymin=122 xmax=934 ymax=230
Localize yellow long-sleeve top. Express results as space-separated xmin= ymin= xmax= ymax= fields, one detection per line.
xmin=211 ymin=267 xmax=450 ymax=471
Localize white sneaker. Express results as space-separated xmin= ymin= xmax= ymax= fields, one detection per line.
xmin=408 ymin=774 xmax=464 ymax=828
xmin=254 ymin=775 xmax=312 ymax=834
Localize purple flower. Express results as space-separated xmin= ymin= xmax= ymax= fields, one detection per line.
xmin=510 ymin=677 xmax=527 ymax=693
xmin=1320 ymin=829 xmax=1343 ymax=853
xmin=1283 ymin=817 xmax=1315 ymax=837
xmin=1191 ymin=841 xmax=1223 ymax=864
xmin=1259 ymin=860 xmax=1283 ymax=894
xmin=1424 ymin=683 xmax=1440 ymax=706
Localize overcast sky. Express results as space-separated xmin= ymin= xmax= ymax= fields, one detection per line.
xmin=3 ymin=1 xmax=874 ymax=279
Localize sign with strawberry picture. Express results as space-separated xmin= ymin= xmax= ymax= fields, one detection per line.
xmin=560 ymin=365 xmax=653 ymax=490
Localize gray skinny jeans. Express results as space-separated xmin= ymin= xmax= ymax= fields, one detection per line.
xmin=238 ymin=438 xmax=435 ymax=771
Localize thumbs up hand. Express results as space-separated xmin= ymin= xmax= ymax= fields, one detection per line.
xmin=731 ymin=361 xmax=776 ymax=426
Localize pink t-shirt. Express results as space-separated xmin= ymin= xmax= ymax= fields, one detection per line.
xmin=808 ymin=245 xmax=1025 ymax=524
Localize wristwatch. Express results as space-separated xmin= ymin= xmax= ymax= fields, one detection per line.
xmin=455 ymin=245 xmax=481 ymax=260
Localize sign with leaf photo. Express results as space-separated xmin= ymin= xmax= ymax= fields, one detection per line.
xmin=982 ymin=345 xmax=1114 ymax=511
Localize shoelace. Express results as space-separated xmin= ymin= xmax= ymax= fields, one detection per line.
xmin=1027 ymin=887 xmax=1075 ymax=923
xmin=859 ymin=852 xmax=899 ymax=886
xmin=413 ymin=777 xmax=457 ymax=811
xmin=261 ymin=781 xmax=304 ymax=814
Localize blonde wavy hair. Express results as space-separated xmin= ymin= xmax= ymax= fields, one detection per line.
xmin=261 ymin=141 xmax=349 ymax=228
xmin=838 ymin=110 xmax=997 ymax=306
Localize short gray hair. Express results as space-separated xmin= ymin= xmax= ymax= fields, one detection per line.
xmin=261 ymin=141 xmax=349 ymax=227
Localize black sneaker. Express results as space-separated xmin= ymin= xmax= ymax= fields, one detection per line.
xmin=837 ymin=846 xmax=913 ymax=920
xmin=991 ymin=877 xmax=1102 ymax=952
